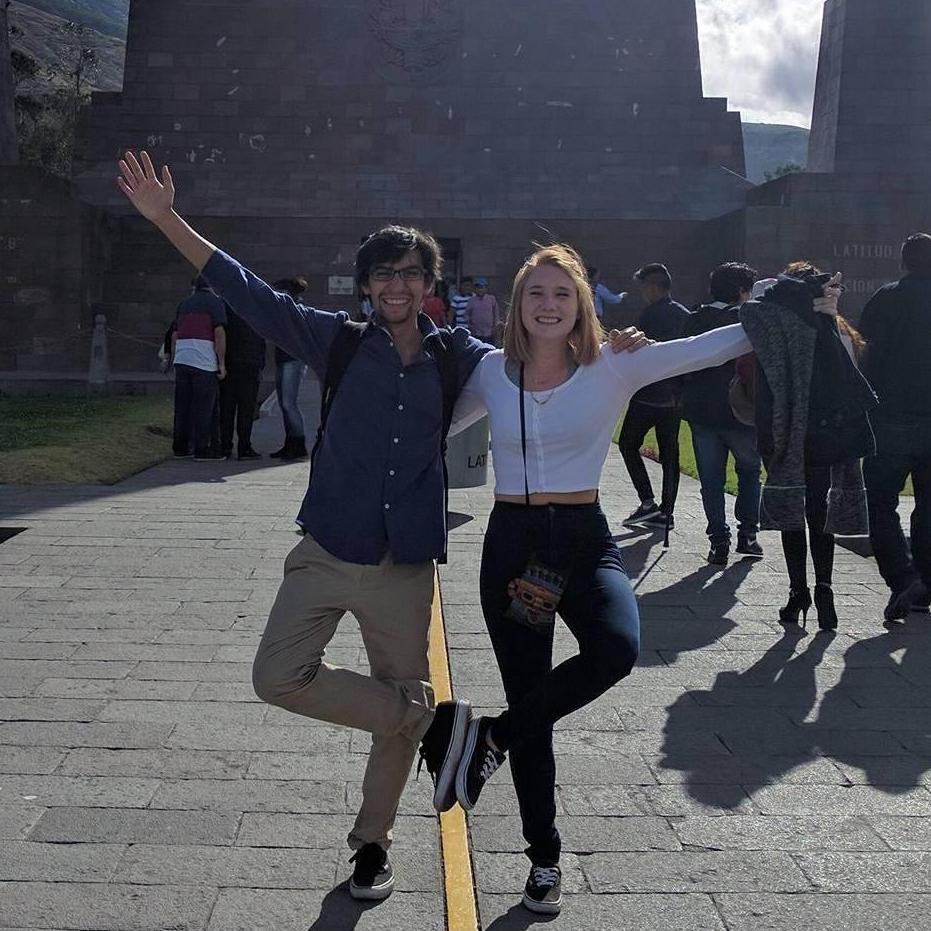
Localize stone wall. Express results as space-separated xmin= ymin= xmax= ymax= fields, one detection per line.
xmin=0 ymin=166 xmax=111 ymax=375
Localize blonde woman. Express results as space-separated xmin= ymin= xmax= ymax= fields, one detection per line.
xmin=447 ymin=244 xmax=754 ymax=915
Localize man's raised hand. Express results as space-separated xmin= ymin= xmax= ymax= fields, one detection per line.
xmin=117 ymin=150 xmax=175 ymax=223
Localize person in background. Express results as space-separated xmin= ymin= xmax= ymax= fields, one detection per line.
xmin=467 ymin=276 xmax=501 ymax=344
xmin=618 ymin=263 xmax=691 ymax=529
xmin=270 ymin=277 xmax=310 ymax=460
xmin=587 ymin=266 xmax=626 ymax=322
xmin=450 ymin=276 xmax=474 ymax=329
xmin=680 ymin=263 xmax=763 ymax=565
xmin=171 ymin=275 xmax=227 ymax=461
xmin=861 ymin=233 xmax=931 ymax=621
xmin=219 ymin=305 xmax=266 ymax=460
xmin=421 ymin=290 xmax=448 ymax=328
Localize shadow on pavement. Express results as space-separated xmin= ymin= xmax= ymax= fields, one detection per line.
xmin=305 ymin=882 xmax=382 ymax=931
xmin=483 ymin=903 xmax=559 ymax=929
xmin=660 ymin=618 xmax=931 ymax=805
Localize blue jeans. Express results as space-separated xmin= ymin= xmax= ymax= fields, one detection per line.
xmin=480 ymin=502 xmax=640 ymax=864
xmin=690 ymin=422 xmax=762 ymax=545
xmin=275 ymin=360 xmax=307 ymax=438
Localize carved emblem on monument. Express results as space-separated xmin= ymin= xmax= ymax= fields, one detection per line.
xmin=367 ymin=0 xmax=462 ymax=81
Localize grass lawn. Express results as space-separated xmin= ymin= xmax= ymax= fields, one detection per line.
xmin=618 ymin=417 xmax=914 ymax=497
xmin=0 ymin=395 xmax=174 ymax=485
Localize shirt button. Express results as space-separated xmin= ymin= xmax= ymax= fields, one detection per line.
xmin=399 ymin=373 xmax=405 ymax=379
xmin=384 ymin=503 xmax=391 ymax=510
xmin=398 ymin=404 xmax=404 ymax=411
xmin=393 ymin=437 xmax=399 ymax=444
xmin=389 ymin=469 xmax=396 ymax=476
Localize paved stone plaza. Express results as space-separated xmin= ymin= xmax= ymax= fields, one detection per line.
xmin=3 ymin=410 xmax=931 ymax=930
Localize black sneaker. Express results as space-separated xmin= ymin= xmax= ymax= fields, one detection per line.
xmin=884 ymin=578 xmax=927 ymax=622
xmin=708 ymin=541 xmax=729 ymax=565
xmin=172 ymin=452 xmax=193 ymax=459
xmin=912 ymin=592 xmax=931 ymax=614
xmin=193 ymin=449 xmax=227 ymax=461
xmin=455 ymin=716 xmax=506 ymax=812
xmin=522 ymin=863 xmax=562 ymax=915
xmin=622 ymin=502 xmax=661 ymax=526
xmin=642 ymin=510 xmax=674 ymax=530
xmin=237 ymin=448 xmax=262 ymax=460
xmin=736 ymin=534 xmax=764 ymax=558
xmin=348 ymin=843 xmax=394 ymax=900
xmin=418 ymin=699 xmax=471 ymax=812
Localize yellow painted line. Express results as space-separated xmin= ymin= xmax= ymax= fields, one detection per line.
xmin=429 ymin=569 xmax=480 ymax=931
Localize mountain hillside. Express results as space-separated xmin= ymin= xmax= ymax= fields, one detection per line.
xmin=13 ymin=0 xmax=129 ymax=40
xmin=742 ymin=123 xmax=810 ymax=184
xmin=9 ymin=1 xmax=126 ymax=92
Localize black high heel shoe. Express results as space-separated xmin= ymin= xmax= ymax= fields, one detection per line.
xmin=779 ymin=588 xmax=812 ymax=628
xmin=814 ymin=583 xmax=838 ymax=631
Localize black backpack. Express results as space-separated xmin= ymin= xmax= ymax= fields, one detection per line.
xmin=310 ymin=320 xmax=460 ymax=560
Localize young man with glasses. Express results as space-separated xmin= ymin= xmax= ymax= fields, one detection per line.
xmin=116 ymin=150 xmax=488 ymax=901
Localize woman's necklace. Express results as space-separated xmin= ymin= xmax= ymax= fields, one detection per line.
xmin=524 ymin=356 xmax=577 ymax=405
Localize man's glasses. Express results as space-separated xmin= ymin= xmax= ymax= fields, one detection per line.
xmin=370 ymin=266 xmax=427 ymax=282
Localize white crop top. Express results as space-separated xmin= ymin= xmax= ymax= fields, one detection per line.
xmin=450 ymin=324 xmax=753 ymax=495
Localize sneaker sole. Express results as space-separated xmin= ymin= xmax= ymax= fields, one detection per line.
xmin=735 ymin=551 xmax=764 ymax=559
xmin=455 ymin=718 xmax=482 ymax=811
xmin=522 ymin=891 xmax=562 ymax=915
xmin=349 ymin=875 xmax=395 ymax=901
xmin=433 ymin=699 xmax=471 ymax=813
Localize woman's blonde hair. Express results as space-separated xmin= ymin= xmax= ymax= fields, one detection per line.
xmin=503 ymin=243 xmax=606 ymax=365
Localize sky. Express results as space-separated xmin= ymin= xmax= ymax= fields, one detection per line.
xmin=696 ymin=0 xmax=825 ymax=127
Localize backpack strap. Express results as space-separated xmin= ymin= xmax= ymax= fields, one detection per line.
xmin=309 ymin=320 xmax=369 ymax=475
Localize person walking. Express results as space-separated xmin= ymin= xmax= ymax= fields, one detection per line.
xmin=618 ymin=263 xmax=690 ymax=529
xmin=861 ymin=233 xmax=931 ymax=621
xmin=219 ymin=304 xmax=266 ymax=460
xmin=269 ymin=277 xmax=310 ymax=461
xmin=117 ymin=149 xmax=490 ymax=901
xmin=466 ymin=277 xmax=500 ymax=344
xmin=446 ymin=244 xmax=755 ymax=915
xmin=587 ymin=266 xmax=626 ymax=322
xmin=170 ymin=275 xmax=227 ymax=461
xmin=751 ymin=262 xmax=870 ymax=632
xmin=680 ymin=262 xmax=763 ymax=565
xmin=449 ymin=276 xmax=474 ymax=329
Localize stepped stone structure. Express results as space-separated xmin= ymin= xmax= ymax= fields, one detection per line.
xmin=733 ymin=0 xmax=931 ymax=312
xmin=0 ymin=0 xmax=927 ymax=381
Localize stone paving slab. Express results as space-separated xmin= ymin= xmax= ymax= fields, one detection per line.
xmin=3 ymin=395 xmax=931 ymax=930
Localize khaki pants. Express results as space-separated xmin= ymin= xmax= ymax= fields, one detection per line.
xmin=252 ymin=535 xmax=436 ymax=850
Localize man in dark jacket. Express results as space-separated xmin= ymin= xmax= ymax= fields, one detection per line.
xmin=861 ymin=233 xmax=931 ymax=620
xmin=619 ymin=263 xmax=690 ymax=528
xmin=680 ymin=263 xmax=763 ymax=564
xmin=219 ymin=306 xmax=266 ymax=460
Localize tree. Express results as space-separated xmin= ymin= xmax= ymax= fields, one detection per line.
xmin=0 ymin=0 xmax=19 ymax=164
xmin=9 ymin=16 xmax=99 ymax=177
xmin=764 ymin=161 xmax=804 ymax=183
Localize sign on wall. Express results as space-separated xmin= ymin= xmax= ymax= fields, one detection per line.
xmin=328 ymin=276 xmax=355 ymax=296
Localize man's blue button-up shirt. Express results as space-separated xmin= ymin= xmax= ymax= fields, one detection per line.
xmin=204 ymin=250 xmax=491 ymax=565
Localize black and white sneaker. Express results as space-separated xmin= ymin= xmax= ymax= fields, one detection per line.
xmin=522 ymin=863 xmax=562 ymax=915
xmin=455 ymin=716 xmax=506 ymax=812
xmin=622 ymin=502 xmax=661 ymax=526
xmin=418 ymin=699 xmax=471 ymax=812
xmin=348 ymin=843 xmax=394 ymax=900
xmin=642 ymin=510 xmax=674 ymax=530
xmin=707 ymin=541 xmax=729 ymax=566
xmin=736 ymin=534 xmax=764 ymax=558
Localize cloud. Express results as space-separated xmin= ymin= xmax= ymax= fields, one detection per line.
xmin=696 ymin=0 xmax=824 ymax=126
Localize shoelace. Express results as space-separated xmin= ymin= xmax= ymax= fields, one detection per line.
xmin=478 ymin=748 xmax=502 ymax=782
xmin=531 ymin=866 xmax=560 ymax=888
xmin=415 ymin=746 xmax=435 ymax=784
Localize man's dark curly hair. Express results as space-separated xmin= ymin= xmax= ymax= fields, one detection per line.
xmin=355 ymin=226 xmax=443 ymax=289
